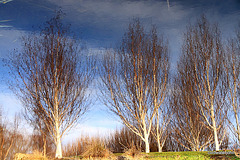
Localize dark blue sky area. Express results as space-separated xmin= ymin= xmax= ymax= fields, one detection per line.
xmin=1 ymin=0 xmax=240 ymax=49
xmin=0 ymin=0 xmax=56 ymax=30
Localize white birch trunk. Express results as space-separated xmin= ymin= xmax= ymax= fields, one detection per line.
xmin=55 ymin=127 xmax=62 ymax=158
xmin=211 ymin=105 xmax=219 ymax=151
xmin=145 ymin=136 xmax=150 ymax=153
xmin=158 ymin=145 xmax=163 ymax=153
xmin=157 ymin=138 xmax=162 ymax=152
xmin=143 ymin=120 xmax=150 ymax=153
xmin=234 ymin=109 xmax=240 ymax=143
xmin=213 ymin=126 xmax=219 ymax=151
xmin=55 ymin=116 xmax=62 ymax=159
xmin=143 ymin=128 xmax=150 ymax=153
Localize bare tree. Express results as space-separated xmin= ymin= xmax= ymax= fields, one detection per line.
xmin=0 ymin=107 xmax=16 ymax=160
xmin=8 ymin=11 xmax=93 ymax=158
xmin=171 ymin=56 xmax=214 ymax=151
xmin=0 ymin=109 xmax=27 ymax=160
xmin=10 ymin=116 xmax=31 ymax=160
xmin=100 ymin=20 xmax=170 ymax=153
xmin=224 ymin=27 xmax=240 ymax=143
xmin=182 ymin=16 xmax=227 ymax=151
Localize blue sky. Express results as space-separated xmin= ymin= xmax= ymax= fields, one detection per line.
xmin=1 ymin=0 xmax=240 ymax=143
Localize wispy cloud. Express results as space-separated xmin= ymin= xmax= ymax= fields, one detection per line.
xmin=48 ymin=0 xmax=190 ymax=26
xmin=0 ymin=20 xmax=12 ymax=28
xmin=42 ymin=0 xmax=191 ymax=47
xmin=0 ymin=20 xmax=11 ymax=23
xmin=0 ymin=0 xmax=13 ymax=4
xmin=62 ymin=124 xmax=119 ymax=144
xmin=0 ymin=25 xmax=12 ymax=28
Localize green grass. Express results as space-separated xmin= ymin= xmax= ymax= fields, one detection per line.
xmin=64 ymin=151 xmax=240 ymax=159
xmin=142 ymin=151 xmax=239 ymax=160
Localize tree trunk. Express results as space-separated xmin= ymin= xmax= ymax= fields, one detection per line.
xmin=158 ymin=145 xmax=163 ymax=153
xmin=43 ymin=135 xmax=46 ymax=157
xmin=4 ymin=137 xmax=13 ymax=160
xmin=157 ymin=136 xmax=162 ymax=152
xmin=55 ymin=124 xmax=62 ymax=158
xmin=144 ymin=135 xmax=150 ymax=153
xmin=145 ymin=139 xmax=150 ymax=153
xmin=234 ymin=109 xmax=240 ymax=143
xmin=213 ymin=126 xmax=219 ymax=151
xmin=211 ymin=105 xmax=219 ymax=151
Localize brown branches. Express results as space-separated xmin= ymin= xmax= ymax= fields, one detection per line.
xmin=175 ymin=16 xmax=227 ymax=151
xmin=8 ymin=11 xmax=94 ymax=158
xmin=100 ymin=19 xmax=170 ymax=153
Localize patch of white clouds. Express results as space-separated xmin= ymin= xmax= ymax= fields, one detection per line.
xmin=0 ymin=25 xmax=12 ymax=28
xmin=0 ymin=91 xmax=22 ymax=118
xmin=62 ymin=97 xmax=122 ymax=143
xmin=62 ymin=118 xmax=122 ymax=145
xmin=0 ymin=90 xmax=34 ymax=134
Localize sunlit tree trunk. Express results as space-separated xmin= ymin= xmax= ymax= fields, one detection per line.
xmin=55 ymin=125 xmax=62 ymax=158
xmin=144 ymin=136 xmax=150 ymax=153
xmin=211 ymin=105 xmax=220 ymax=151
xmin=235 ymin=111 xmax=240 ymax=143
